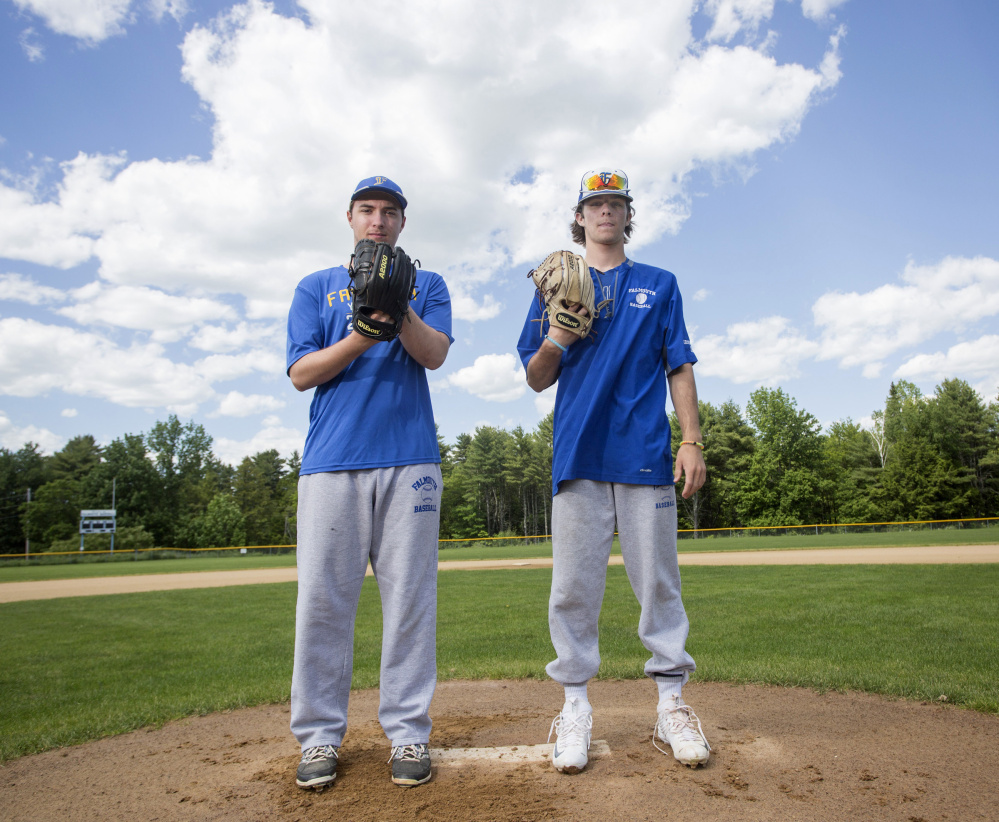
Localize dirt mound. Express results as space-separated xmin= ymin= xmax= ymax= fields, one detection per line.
xmin=3 ymin=678 xmax=997 ymax=822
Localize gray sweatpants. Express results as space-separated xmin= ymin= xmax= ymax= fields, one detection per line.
xmin=290 ymin=465 xmax=441 ymax=750
xmin=547 ymin=480 xmax=696 ymax=685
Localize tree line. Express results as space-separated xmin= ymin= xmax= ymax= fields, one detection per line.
xmin=1 ymin=378 xmax=997 ymax=555
xmin=0 ymin=417 xmax=298 ymax=554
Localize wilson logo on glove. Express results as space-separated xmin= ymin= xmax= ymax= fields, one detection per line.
xmin=553 ymin=310 xmax=582 ymax=330
xmin=348 ymin=239 xmax=420 ymax=342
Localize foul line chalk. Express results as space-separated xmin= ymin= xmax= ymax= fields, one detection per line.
xmin=432 ymin=740 xmax=611 ymax=765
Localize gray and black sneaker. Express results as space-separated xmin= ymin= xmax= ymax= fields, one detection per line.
xmin=296 ymin=744 xmax=339 ymax=790
xmin=389 ymin=743 xmax=432 ymax=787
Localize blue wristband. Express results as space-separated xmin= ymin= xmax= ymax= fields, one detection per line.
xmin=546 ymin=334 xmax=568 ymax=353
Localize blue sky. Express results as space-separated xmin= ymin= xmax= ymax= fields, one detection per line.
xmin=1 ymin=0 xmax=997 ymax=465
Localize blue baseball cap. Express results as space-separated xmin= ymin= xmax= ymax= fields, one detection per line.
xmin=350 ymin=176 xmax=408 ymax=211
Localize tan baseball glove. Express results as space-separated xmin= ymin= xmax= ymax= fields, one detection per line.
xmin=528 ymin=250 xmax=595 ymax=339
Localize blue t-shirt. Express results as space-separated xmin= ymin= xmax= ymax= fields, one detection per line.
xmin=287 ymin=265 xmax=453 ymax=475
xmin=517 ymin=259 xmax=696 ymax=496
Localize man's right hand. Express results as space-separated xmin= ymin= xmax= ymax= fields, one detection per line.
xmin=546 ymin=304 xmax=589 ymax=350
xmin=526 ymin=304 xmax=589 ymax=392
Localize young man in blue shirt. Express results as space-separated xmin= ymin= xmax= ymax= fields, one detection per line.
xmin=287 ymin=176 xmax=452 ymax=789
xmin=517 ymin=169 xmax=711 ymax=774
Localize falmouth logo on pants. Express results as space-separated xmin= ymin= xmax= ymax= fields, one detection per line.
xmin=412 ymin=476 xmax=438 ymax=513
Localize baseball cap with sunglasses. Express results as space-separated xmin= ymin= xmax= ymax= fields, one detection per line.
xmin=578 ymin=169 xmax=633 ymax=204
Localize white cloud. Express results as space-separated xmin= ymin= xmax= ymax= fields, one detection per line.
xmin=450 ymin=291 xmax=503 ymax=323
xmin=11 ymin=0 xmax=133 ymax=42
xmin=214 ymin=419 xmax=305 ymax=463
xmin=703 ymin=0 xmax=775 ymax=43
xmin=147 ymin=0 xmax=187 ymax=23
xmin=18 ymin=27 xmax=45 ymax=61
xmin=0 ymin=409 xmax=65 ymax=453
xmin=10 ymin=0 xmax=188 ymax=44
xmin=0 ymin=273 xmax=65 ymax=305
xmin=193 ymin=349 xmax=284 ymax=383
xmin=0 ymin=163 xmax=100 ymax=267
xmin=975 ymin=378 xmax=999 ymax=405
xmin=213 ymin=390 xmax=285 ymax=417
xmin=817 ymin=24 xmax=845 ymax=88
xmin=689 ymin=255 xmax=999 ymax=394
xmin=695 ymin=315 xmax=821 ymax=384
xmin=189 ymin=321 xmax=281 ymax=353
xmin=894 ymin=335 xmax=999 ymax=383
xmin=56 ymin=282 xmax=237 ymax=341
xmin=61 ymin=407 xmax=78 ymax=417
xmin=689 ymin=255 xmax=999 ymax=393
xmin=893 ymin=343 xmax=999 ymax=411
xmin=813 ymin=256 xmax=999 ymax=372
xmin=0 ymin=317 xmax=216 ymax=409
xmin=691 ymin=288 xmax=710 ymax=301
xmin=0 ymin=0 xmax=841 ymax=308
xmin=801 ymin=0 xmax=849 ymax=22
xmin=447 ymin=353 xmax=526 ymax=402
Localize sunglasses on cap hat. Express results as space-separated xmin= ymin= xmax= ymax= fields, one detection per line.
xmin=578 ymin=169 xmax=632 ymax=203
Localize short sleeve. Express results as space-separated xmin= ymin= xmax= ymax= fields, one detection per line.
xmin=660 ymin=280 xmax=697 ymax=373
xmin=516 ymin=297 xmax=549 ymax=370
xmin=286 ymin=281 xmax=324 ymax=374
xmin=419 ymin=272 xmax=454 ymax=343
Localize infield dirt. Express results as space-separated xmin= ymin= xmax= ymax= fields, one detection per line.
xmin=3 ymin=678 xmax=998 ymax=822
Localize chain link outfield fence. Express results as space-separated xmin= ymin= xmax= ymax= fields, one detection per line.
xmin=2 ymin=517 xmax=998 ymax=564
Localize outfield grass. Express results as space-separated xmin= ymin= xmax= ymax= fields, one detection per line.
xmin=2 ymin=525 xmax=997 ymax=583
xmin=1 ymin=563 xmax=996 ymax=762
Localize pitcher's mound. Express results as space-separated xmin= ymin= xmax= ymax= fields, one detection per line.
xmin=2 ymin=679 xmax=997 ymax=822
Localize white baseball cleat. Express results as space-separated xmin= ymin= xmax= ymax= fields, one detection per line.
xmin=548 ymin=697 xmax=593 ymax=774
xmin=653 ymin=696 xmax=711 ymax=767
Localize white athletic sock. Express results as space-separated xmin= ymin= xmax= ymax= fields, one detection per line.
xmin=655 ymin=675 xmax=683 ymax=711
xmin=563 ymin=682 xmax=589 ymax=708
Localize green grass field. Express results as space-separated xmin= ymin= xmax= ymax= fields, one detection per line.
xmin=1 ymin=562 xmax=997 ymax=762
xmin=1 ymin=525 xmax=997 ymax=582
